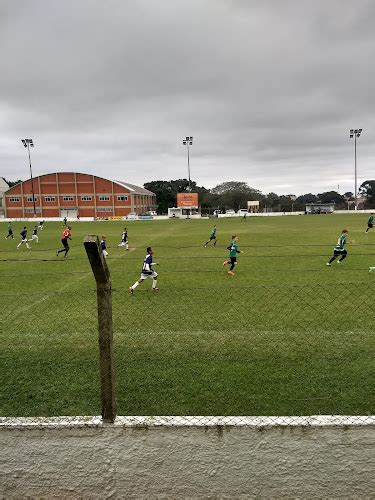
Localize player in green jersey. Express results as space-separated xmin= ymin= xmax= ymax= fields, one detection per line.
xmin=326 ymin=229 xmax=352 ymax=266
xmin=223 ymin=235 xmax=243 ymax=275
xmin=365 ymin=214 xmax=374 ymax=233
xmin=5 ymin=222 xmax=13 ymax=239
xmin=204 ymin=226 xmax=217 ymax=247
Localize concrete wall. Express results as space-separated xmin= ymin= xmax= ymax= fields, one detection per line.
xmin=1 ymin=418 xmax=374 ymax=498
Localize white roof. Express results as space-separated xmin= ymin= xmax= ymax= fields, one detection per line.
xmin=0 ymin=177 xmax=9 ymax=193
xmin=114 ymin=181 xmax=155 ymax=196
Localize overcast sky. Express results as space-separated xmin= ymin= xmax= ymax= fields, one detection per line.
xmin=0 ymin=0 xmax=374 ymax=195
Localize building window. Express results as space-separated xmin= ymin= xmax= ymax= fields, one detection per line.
xmin=96 ymin=207 xmax=113 ymax=212
xmin=99 ymin=195 xmax=110 ymax=201
xmin=117 ymin=195 xmax=128 ymax=201
xmin=25 ymin=208 xmax=41 ymax=213
xmin=9 ymin=197 xmax=20 ymax=202
xmin=81 ymin=195 xmax=92 ymax=201
xmin=44 ymin=196 xmax=56 ymax=202
xmin=26 ymin=196 xmax=38 ymax=202
xmin=63 ymin=196 xmax=75 ymax=201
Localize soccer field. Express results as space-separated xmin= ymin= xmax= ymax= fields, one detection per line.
xmin=1 ymin=215 xmax=374 ymax=417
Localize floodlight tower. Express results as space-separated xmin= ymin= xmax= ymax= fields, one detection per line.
xmin=21 ymin=138 xmax=36 ymax=216
xmin=349 ymin=128 xmax=363 ymax=210
xmin=182 ymin=136 xmax=193 ymax=192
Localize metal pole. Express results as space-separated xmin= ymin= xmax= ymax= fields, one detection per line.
xmin=187 ymin=143 xmax=191 ymax=192
xmin=354 ymin=135 xmax=357 ymax=210
xmin=27 ymin=143 xmax=36 ymax=216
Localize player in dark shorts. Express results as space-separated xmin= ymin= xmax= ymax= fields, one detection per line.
xmin=365 ymin=214 xmax=374 ymax=233
xmin=56 ymin=226 xmax=72 ymax=258
xmin=5 ymin=222 xmax=13 ymax=239
xmin=204 ymin=226 xmax=217 ymax=247
xmin=223 ymin=235 xmax=243 ymax=275
xmin=326 ymin=229 xmax=352 ymax=266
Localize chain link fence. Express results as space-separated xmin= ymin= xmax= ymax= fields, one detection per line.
xmin=1 ymin=274 xmax=374 ymax=423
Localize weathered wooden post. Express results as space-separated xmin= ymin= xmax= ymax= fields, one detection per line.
xmin=84 ymin=234 xmax=116 ymax=423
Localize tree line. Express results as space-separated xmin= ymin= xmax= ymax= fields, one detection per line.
xmin=144 ymin=179 xmax=375 ymax=214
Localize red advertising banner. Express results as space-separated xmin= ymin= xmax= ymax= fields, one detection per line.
xmin=177 ymin=193 xmax=199 ymax=208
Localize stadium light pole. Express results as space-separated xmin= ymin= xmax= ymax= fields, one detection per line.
xmin=21 ymin=138 xmax=36 ymax=216
xmin=182 ymin=136 xmax=193 ymax=192
xmin=349 ymin=128 xmax=362 ymax=210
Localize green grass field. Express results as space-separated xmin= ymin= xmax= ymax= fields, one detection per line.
xmin=1 ymin=215 xmax=374 ymax=417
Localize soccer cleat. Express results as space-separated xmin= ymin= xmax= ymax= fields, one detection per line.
xmin=223 ymin=260 xmax=228 ymax=266
xmin=56 ymin=251 xmax=59 ymax=257
xmin=227 ymin=270 xmax=235 ymax=276
xmin=326 ymin=263 xmax=331 ymax=266
xmin=337 ymin=260 xmax=341 ymax=264
xmin=152 ymin=287 xmax=159 ymax=291
xmin=128 ymin=287 xmax=133 ymax=295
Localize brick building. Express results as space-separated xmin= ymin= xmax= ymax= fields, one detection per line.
xmin=3 ymin=172 xmax=156 ymax=218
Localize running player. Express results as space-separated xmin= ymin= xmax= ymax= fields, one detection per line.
xmin=223 ymin=235 xmax=243 ymax=276
xmin=5 ymin=222 xmax=13 ymax=239
xmin=204 ymin=225 xmax=217 ymax=247
xmin=100 ymin=236 xmax=108 ymax=258
xmin=365 ymin=214 xmax=374 ymax=233
xmin=63 ymin=216 xmax=68 ymax=227
xmin=326 ymin=229 xmax=352 ymax=266
xmin=117 ymin=228 xmax=129 ymax=250
xmin=128 ymin=246 xmax=159 ymax=294
xmin=56 ymin=226 xmax=72 ymax=258
xmin=38 ymin=220 xmax=44 ymax=230
xmin=28 ymin=225 xmax=39 ymax=244
xmin=17 ymin=227 xmax=30 ymax=249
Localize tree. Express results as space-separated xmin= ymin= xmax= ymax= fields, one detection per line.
xmin=359 ymin=180 xmax=375 ymax=208
xmin=3 ymin=178 xmax=22 ymax=188
xmin=211 ymin=181 xmax=263 ymax=210
xmin=317 ymin=191 xmax=345 ymax=208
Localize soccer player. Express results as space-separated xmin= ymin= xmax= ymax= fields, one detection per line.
xmin=56 ymin=226 xmax=72 ymax=258
xmin=38 ymin=220 xmax=44 ymax=230
xmin=100 ymin=236 xmax=108 ymax=258
xmin=204 ymin=225 xmax=217 ymax=247
xmin=17 ymin=227 xmax=30 ymax=249
xmin=365 ymin=213 xmax=374 ymax=233
xmin=326 ymin=229 xmax=352 ymax=266
xmin=223 ymin=235 xmax=243 ymax=276
xmin=63 ymin=216 xmax=68 ymax=227
xmin=117 ymin=228 xmax=129 ymax=250
xmin=128 ymin=246 xmax=159 ymax=294
xmin=28 ymin=225 xmax=39 ymax=244
xmin=5 ymin=222 xmax=13 ymax=239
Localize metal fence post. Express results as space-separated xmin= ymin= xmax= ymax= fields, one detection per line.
xmin=84 ymin=234 xmax=116 ymax=423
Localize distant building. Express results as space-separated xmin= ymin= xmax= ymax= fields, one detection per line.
xmin=0 ymin=177 xmax=10 ymax=217
xmin=305 ymin=203 xmax=335 ymax=214
xmin=4 ymin=172 xmax=156 ymax=218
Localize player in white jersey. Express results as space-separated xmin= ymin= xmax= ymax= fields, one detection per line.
xmin=29 ymin=225 xmax=39 ymax=243
xmin=117 ymin=228 xmax=129 ymax=250
xmin=128 ymin=247 xmax=158 ymax=294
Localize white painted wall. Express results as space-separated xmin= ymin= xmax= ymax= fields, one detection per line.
xmin=1 ymin=418 xmax=374 ymax=498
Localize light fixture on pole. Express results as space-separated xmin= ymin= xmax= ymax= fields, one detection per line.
xmin=349 ymin=128 xmax=363 ymax=210
xmin=21 ymin=139 xmax=36 ymax=216
xmin=182 ymin=136 xmax=193 ymax=192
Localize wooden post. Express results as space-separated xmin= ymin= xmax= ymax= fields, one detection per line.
xmin=84 ymin=235 xmax=116 ymax=423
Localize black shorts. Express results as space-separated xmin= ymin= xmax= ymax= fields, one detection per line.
xmin=368 ymin=223 xmax=373 ymax=229
xmin=333 ymin=249 xmax=347 ymax=257
xmin=230 ymin=257 xmax=237 ymax=264
xmin=210 ymin=235 xmax=216 ymax=240
xmin=61 ymin=238 xmax=69 ymax=248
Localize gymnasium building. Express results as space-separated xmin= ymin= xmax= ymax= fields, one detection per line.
xmin=3 ymin=172 xmax=156 ymax=218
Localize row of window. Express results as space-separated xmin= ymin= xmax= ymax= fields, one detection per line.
xmin=8 ymin=195 xmax=129 ymax=203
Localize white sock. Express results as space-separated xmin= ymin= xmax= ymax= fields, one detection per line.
xmin=152 ymin=279 xmax=157 ymax=289
xmin=131 ymin=281 xmax=140 ymax=290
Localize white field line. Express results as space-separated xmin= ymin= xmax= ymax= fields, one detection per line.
xmin=1 ymin=415 xmax=374 ymax=428
xmin=6 ymin=272 xmax=91 ymax=320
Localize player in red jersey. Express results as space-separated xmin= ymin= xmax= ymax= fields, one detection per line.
xmin=56 ymin=226 xmax=72 ymax=258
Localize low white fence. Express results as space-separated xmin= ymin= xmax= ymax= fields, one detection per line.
xmin=1 ymin=416 xmax=374 ymax=498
